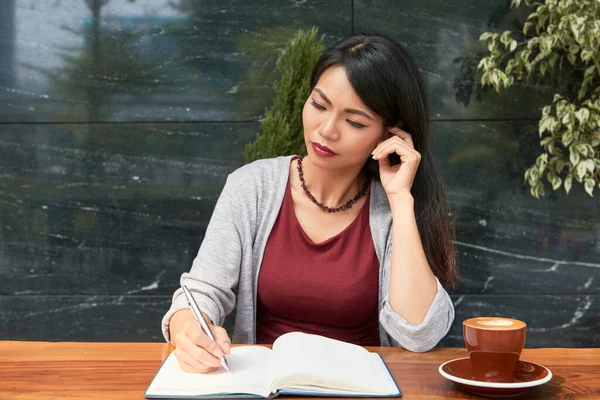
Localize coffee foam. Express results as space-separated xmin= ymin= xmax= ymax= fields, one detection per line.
xmin=480 ymin=319 xmax=514 ymax=327
xmin=464 ymin=317 xmax=526 ymax=330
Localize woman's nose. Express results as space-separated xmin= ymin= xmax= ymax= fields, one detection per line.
xmin=319 ymin=116 xmax=340 ymax=141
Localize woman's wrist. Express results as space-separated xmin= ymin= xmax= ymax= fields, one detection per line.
xmin=388 ymin=191 xmax=415 ymax=214
xmin=169 ymin=309 xmax=195 ymax=342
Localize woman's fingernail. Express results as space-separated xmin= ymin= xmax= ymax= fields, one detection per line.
xmin=223 ymin=342 xmax=230 ymax=353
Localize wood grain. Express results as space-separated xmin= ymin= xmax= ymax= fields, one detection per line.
xmin=1 ymin=342 xmax=598 ymax=399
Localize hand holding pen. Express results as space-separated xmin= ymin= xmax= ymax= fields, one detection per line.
xmin=170 ymin=285 xmax=231 ymax=373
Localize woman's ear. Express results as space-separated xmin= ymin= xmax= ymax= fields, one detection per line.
xmin=383 ymin=120 xmax=405 ymax=138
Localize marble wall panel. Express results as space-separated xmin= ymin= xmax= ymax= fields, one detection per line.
xmin=1 ymin=294 xmax=597 ymax=348
xmin=431 ymin=121 xmax=600 ymax=295
xmin=1 ymin=121 xmax=597 ymax=299
xmin=0 ymin=122 xmax=257 ymax=294
xmin=355 ymin=0 xmax=566 ymax=120
xmin=0 ymin=295 xmax=169 ymax=341
xmin=1 ymin=0 xmax=598 ymax=346
xmin=444 ymin=295 xmax=600 ymax=348
xmin=0 ymin=0 xmax=350 ymax=123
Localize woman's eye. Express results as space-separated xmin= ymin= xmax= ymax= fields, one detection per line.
xmin=347 ymin=120 xmax=366 ymax=129
xmin=310 ymin=100 xmax=326 ymax=110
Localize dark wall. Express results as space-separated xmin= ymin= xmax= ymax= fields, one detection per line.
xmin=0 ymin=0 xmax=598 ymax=348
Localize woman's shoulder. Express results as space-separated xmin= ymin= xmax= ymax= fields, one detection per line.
xmin=225 ymin=155 xmax=295 ymax=191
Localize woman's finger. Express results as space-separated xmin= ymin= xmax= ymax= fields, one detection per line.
xmin=174 ymin=346 xmax=218 ymax=373
xmin=371 ymin=137 xmax=404 ymax=157
xmin=372 ymin=139 xmax=413 ymax=160
xmin=212 ymin=325 xmax=232 ymax=355
xmin=184 ymin=320 xmax=224 ymax=359
xmin=176 ymin=330 xmax=222 ymax=368
xmin=387 ymin=127 xmax=414 ymax=148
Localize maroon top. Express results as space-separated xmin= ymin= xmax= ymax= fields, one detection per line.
xmin=256 ymin=178 xmax=380 ymax=346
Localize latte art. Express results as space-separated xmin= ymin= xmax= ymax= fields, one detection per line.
xmin=464 ymin=317 xmax=526 ymax=330
xmin=479 ymin=319 xmax=514 ymax=327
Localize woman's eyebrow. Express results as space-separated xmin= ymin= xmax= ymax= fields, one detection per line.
xmin=313 ymin=88 xmax=374 ymax=120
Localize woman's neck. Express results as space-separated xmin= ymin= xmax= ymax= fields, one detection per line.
xmin=299 ymin=155 xmax=366 ymax=208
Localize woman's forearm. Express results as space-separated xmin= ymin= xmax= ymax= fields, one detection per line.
xmin=388 ymin=193 xmax=438 ymax=326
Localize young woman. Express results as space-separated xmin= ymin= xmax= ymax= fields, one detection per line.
xmin=163 ymin=33 xmax=458 ymax=373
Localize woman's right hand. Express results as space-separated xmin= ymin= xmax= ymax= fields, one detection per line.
xmin=169 ymin=309 xmax=232 ymax=373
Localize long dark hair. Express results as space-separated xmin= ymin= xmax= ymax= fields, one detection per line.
xmin=310 ymin=33 xmax=457 ymax=288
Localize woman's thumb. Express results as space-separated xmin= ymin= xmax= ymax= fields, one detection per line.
xmin=214 ymin=326 xmax=232 ymax=354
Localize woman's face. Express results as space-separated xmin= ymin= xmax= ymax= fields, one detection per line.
xmin=302 ymin=66 xmax=386 ymax=171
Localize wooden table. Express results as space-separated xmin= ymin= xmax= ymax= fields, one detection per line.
xmin=1 ymin=342 xmax=598 ymax=399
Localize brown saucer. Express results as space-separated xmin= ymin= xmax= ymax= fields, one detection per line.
xmin=438 ymin=357 xmax=552 ymax=397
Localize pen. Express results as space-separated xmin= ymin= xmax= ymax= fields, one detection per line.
xmin=181 ymin=285 xmax=230 ymax=372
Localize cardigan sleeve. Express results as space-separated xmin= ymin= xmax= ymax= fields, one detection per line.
xmin=161 ymin=174 xmax=245 ymax=343
xmin=379 ymin=276 xmax=455 ymax=352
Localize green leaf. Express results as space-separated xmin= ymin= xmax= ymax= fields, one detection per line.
xmin=529 ymin=167 xmax=540 ymax=184
xmin=581 ymin=49 xmax=594 ymax=62
xmin=536 ymin=154 xmax=548 ymax=173
xmin=491 ymin=72 xmax=500 ymax=90
xmin=585 ymin=159 xmax=596 ymax=173
xmin=565 ymin=174 xmax=573 ymax=194
xmin=547 ymin=52 xmax=558 ymax=74
xmin=536 ymin=182 xmax=545 ymax=198
xmin=561 ymin=112 xmax=574 ymax=125
xmin=570 ymin=147 xmax=580 ymax=166
xmin=479 ymin=32 xmax=494 ymax=41
xmin=480 ymin=72 xmax=488 ymax=87
xmin=576 ymin=108 xmax=590 ymax=124
xmin=540 ymin=136 xmax=553 ymax=146
xmin=576 ymin=161 xmax=588 ymax=181
xmin=547 ymin=171 xmax=562 ymax=190
xmin=542 ymin=105 xmax=551 ymax=116
xmin=562 ymin=130 xmax=574 ymax=147
xmin=552 ymin=175 xmax=562 ymax=191
xmin=540 ymin=61 xmax=547 ymax=76
xmin=510 ymin=40 xmax=518 ymax=52
xmin=523 ymin=22 xmax=533 ymax=35
xmin=539 ymin=117 xmax=555 ymax=136
xmin=577 ymin=144 xmax=589 ymax=157
xmin=584 ymin=178 xmax=595 ymax=196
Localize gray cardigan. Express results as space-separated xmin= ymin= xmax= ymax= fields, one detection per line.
xmin=162 ymin=156 xmax=454 ymax=351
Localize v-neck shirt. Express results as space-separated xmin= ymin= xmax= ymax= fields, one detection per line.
xmin=256 ymin=178 xmax=380 ymax=346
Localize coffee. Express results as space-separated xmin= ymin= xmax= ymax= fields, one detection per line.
xmin=464 ymin=317 xmax=526 ymax=330
xmin=463 ymin=317 xmax=527 ymax=383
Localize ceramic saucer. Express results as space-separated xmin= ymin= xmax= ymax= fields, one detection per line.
xmin=438 ymin=357 xmax=552 ymax=397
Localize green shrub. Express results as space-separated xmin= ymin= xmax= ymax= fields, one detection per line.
xmin=245 ymin=28 xmax=325 ymax=163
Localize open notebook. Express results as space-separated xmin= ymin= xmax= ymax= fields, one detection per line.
xmin=145 ymin=332 xmax=402 ymax=398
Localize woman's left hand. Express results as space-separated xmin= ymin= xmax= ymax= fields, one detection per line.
xmin=371 ymin=127 xmax=421 ymax=200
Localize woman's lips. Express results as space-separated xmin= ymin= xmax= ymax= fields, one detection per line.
xmin=311 ymin=142 xmax=337 ymax=157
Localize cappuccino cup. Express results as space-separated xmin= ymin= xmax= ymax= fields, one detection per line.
xmin=463 ymin=317 xmax=526 ymax=383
